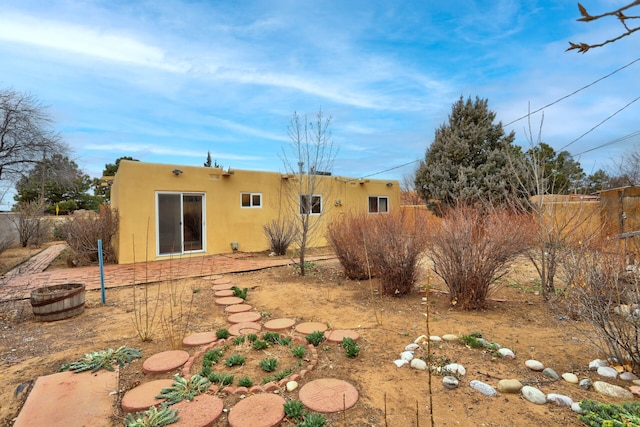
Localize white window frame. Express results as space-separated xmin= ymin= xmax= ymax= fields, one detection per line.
xmin=300 ymin=194 xmax=322 ymax=215
xmin=240 ymin=192 xmax=262 ymax=208
xmin=368 ymin=196 xmax=389 ymax=214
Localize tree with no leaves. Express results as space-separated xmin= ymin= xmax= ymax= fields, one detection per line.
xmin=279 ymin=109 xmax=337 ymax=276
xmin=567 ymin=1 xmax=640 ymax=53
xmin=0 ymin=88 xmax=66 ymax=185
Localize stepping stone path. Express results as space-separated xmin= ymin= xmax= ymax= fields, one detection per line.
xmin=121 ymin=379 xmax=175 ymax=413
xmin=214 ymin=289 xmax=235 ymax=297
xmin=298 ymin=378 xmax=359 ymax=413
xmin=215 ymin=296 xmax=245 ymax=306
xmin=228 ymin=393 xmax=285 ymax=427
xmin=264 ymin=318 xmax=296 ymax=331
xmin=228 ymin=321 xmax=262 ymax=335
xmin=295 ymin=321 xmax=328 ymax=335
xmin=325 ymin=329 xmax=360 ymax=343
xmin=212 ymin=283 xmax=233 ymax=291
xmin=142 ymin=350 xmax=190 ymax=374
xmin=172 ymin=394 xmax=224 ymax=427
xmin=182 ymin=331 xmax=218 ymax=347
xmin=227 ymin=311 xmax=262 ymax=324
xmin=225 ymin=303 xmax=253 ymax=313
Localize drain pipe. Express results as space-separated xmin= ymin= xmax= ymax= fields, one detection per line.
xmin=98 ymin=239 xmax=105 ymax=304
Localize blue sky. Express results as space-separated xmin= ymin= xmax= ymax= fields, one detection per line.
xmin=1 ymin=0 xmax=638 ymax=208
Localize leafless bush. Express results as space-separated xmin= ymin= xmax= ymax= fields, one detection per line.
xmin=0 ymin=234 xmax=15 ymax=257
xmin=427 ymin=206 xmax=536 ymax=309
xmin=263 ymin=218 xmax=297 ymax=256
xmin=366 ymin=211 xmax=428 ymax=296
xmin=11 ymin=200 xmax=49 ymax=248
xmin=61 ymin=206 xmax=118 ymax=264
xmin=563 ymin=244 xmax=640 ymax=368
xmin=326 ymin=213 xmax=371 ymax=280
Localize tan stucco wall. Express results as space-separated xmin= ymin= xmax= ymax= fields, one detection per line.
xmin=111 ymin=160 xmax=400 ymax=264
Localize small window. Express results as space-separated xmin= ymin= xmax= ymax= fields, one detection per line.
xmin=241 ymin=192 xmax=262 ymax=208
xmin=300 ymin=194 xmax=322 ymax=215
xmin=368 ymin=196 xmax=389 ymax=213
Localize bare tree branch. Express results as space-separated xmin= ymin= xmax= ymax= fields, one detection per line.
xmin=568 ymin=1 xmax=640 ymax=53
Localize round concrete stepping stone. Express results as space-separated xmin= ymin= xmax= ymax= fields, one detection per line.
xmin=208 ymin=274 xmax=223 ymax=280
xmin=299 ymin=378 xmax=359 ymax=413
xmin=264 ymin=318 xmax=296 ymax=331
xmin=215 ymin=296 xmax=244 ymax=306
xmin=228 ymin=393 xmax=285 ymax=427
xmin=227 ymin=311 xmax=262 ymax=324
xmin=212 ymin=278 xmax=231 ymax=285
xmin=229 ymin=321 xmax=262 ymax=336
xmin=325 ymin=329 xmax=360 ymax=343
xmin=225 ymin=304 xmax=253 ymax=314
xmin=183 ymin=331 xmax=218 ymax=347
xmin=172 ymin=394 xmax=224 ymax=427
xmin=212 ymin=283 xmax=234 ymax=291
xmin=214 ymin=289 xmax=235 ymax=297
xmin=295 ymin=322 xmax=328 ymax=335
xmin=121 ymin=379 xmax=174 ymax=413
xmin=143 ymin=350 xmax=190 ymax=374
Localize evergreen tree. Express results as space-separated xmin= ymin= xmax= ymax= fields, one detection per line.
xmin=415 ymin=96 xmax=525 ymax=213
xmin=524 ymin=142 xmax=584 ymax=194
xmin=92 ymin=156 xmax=138 ymax=203
xmin=14 ymin=154 xmax=99 ymax=214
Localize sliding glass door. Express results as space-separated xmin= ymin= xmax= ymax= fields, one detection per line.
xmin=157 ymin=192 xmax=205 ymax=255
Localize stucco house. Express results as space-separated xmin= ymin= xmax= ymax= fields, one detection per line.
xmin=110 ymin=160 xmax=399 ymax=264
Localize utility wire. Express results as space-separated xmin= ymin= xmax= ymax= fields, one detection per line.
xmin=573 ymin=130 xmax=640 ymax=156
xmin=504 ymin=56 xmax=640 ymax=128
xmin=360 ymin=57 xmax=640 ymax=179
xmin=560 ymin=94 xmax=640 ymax=151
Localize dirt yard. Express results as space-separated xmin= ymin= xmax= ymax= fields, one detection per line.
xmin=0 ymin=245 xmax=628 ymax=426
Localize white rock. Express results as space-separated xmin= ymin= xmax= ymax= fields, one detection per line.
xmin=497 ymin=348 xmax=515 ymax=359
xmin=414 ymin=334 xmax=428 ymax=344
xmin=442 ymin=334 xmax=459 ymax=342
xmin=524 ymin=359 xmax=544 ymax=371
xmin=470 ymin=380 xmax=497 ymax=396
xmin=546 ymin=393 xmax=573 ymax=407
xmin=443 ymin=363 xmax=466 ymax=377
xmin=597 ymin=366 xmax=618 ymax=379
xmin=588 ymin=359 xmax=608 ymax=370
xmin=593 ymin=381 xmax=634 ymax=398
xmin=619 ymin=372 xmax=639 ymax=381
xmin=404 ymin=343 xmax=420 ymax=352
xmin=400 ymin=351 xmax=414 ymax=361
xmin=286 ymin=381 xmax=298 ymax=392
xmin=521 ymin=385 xmax=546 ymax=405
xmin=561 ymin=373 xmax=579 ymax=384
xmin=571 ymin=402 xmax=584 ymax=414
xmin=393 ymin=359 xmax=408 ymax=368
xmin=442 ymin=376 xmax=459 ymax=389
xmin=430 ymin=335 xmax=442 ymax=342
xmin=410 ymin=358 xmax=428 ymax=371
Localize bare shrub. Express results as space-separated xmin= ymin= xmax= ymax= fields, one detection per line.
xmin=366 ymin=211 xmax=428 ymax=296
xmin=11 ymin=200 xmax=49 ymax=248
xmin=563 ymin=243 xmax=640 ymax=368
xmin=326 ymin=213 xmax=370 ymax=280
xmin=263 ymin=218 xmax=297 ymax=256
xmin=427 ymin=206 xmax=536 ymax=309
xmin=61 ymin=206 xmax=119 ymax=264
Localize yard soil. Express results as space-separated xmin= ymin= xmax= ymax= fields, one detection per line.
xmin=0 ymin=246 xmax=626 ymax=426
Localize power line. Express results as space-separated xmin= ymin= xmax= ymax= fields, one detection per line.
xmin=573 ymin=130 xmax=640 ymax=156
xmin=560 ymin=94 xmax=640 ymax=151
xmin=504 ymin=56 xmax=640 ymax=128
xmin=360 ymin=158 xmax=421 ymax=178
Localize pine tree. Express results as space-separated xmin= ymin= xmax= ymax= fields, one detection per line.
xmin=415 ymin=96 xmax=525 ymax=213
